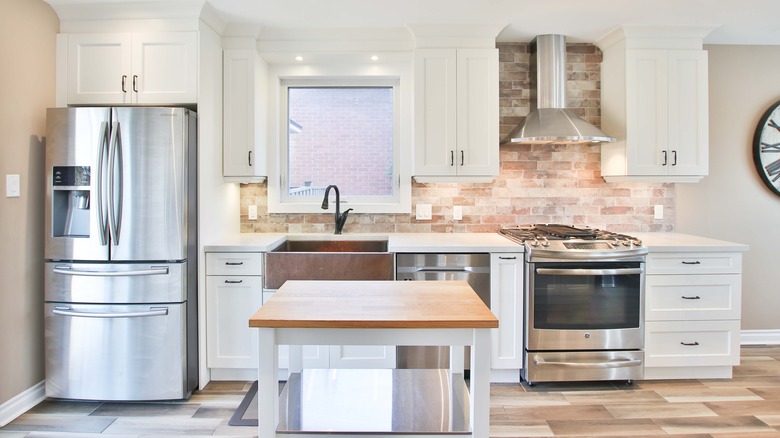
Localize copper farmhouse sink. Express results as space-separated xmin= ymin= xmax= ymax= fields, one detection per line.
xmin=264 ymin=239 xmax=393 ymax=289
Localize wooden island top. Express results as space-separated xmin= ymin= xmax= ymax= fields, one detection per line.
xmin=249 ymin=280 xmax=498 ymax=329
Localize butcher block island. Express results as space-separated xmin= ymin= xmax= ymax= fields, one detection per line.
xmin=249 ymin=280 xmax=498 ymax=437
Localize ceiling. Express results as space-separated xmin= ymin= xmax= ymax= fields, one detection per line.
xmin=203 ymin=0 xmax=780 ymax=45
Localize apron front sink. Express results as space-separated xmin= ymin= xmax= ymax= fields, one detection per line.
xmin=264 ymin=239 xmax=393 ymax=289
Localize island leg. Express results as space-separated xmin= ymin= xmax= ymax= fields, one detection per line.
xmin=470 ymin=328 xmax=491 ymax=437
xmin=258 ymin=328 xmax=278 ymax=438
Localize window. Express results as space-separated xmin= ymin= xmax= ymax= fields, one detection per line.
xmin=269 ymin=73 xmax=411 ymax=214
xmin=286 ymin=86 xmax=395 ymax=199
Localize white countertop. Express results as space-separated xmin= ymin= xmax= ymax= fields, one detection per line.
xmin=204 ymin=232 xmax=522 ymax=253
xmin=204 ymin=232 xmax=748 ymax=253
xmin=635 ymin=232 xmax=749 ymax=253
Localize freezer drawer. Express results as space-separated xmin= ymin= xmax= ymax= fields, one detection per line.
xmin=45 ymin=302 xmax=188 ymax=401
xmin=45 ymin=262 xmax=186 ymax=303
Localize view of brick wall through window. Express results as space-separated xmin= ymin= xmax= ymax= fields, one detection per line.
xmin=288 ymin=87 xmax=394 ymax=196
xmin=239 ymin=42 xmax=675 ymax=233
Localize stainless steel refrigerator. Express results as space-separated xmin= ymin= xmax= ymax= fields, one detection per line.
xmin=44 ymin=107 xmax=198 ymax=401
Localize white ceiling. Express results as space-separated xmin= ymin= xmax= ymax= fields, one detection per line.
xmin=204 ymin=0 xmax=780 ymax=45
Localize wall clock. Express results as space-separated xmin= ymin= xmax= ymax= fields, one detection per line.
xmin=754 ymin=100 xmax=780 ymax=196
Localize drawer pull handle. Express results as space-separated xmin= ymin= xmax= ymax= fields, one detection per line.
xmin=225 ymin=261 xmax=244 ymax=266
xmin=680 ymin=341 xmax=700 ymax=346
xmin=681 ymin=261 xmax=701 ymax=265
xmin=499 ymin=256 xmax=517 ymax=260
xmin=225 ymin=280 xmax=243 ymax=284
xmin=681 ymin=295 xmax=701 ymax=300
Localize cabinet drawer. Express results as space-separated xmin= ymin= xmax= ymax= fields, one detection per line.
xmin=646 ymin=274 xmax=741 ymax=321
xmin=645 ymin=320 xmax=740 ymax=367
xmin=206 ymin=252 xmax=263 ymax=276
xmin=646 ymin=252 xmax=741 ymax=275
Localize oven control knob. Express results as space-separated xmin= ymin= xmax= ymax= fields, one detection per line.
xmin=541 ymin=238 xmax=550 ymax=247
xmin=584 ymin=333 xmax=591 ymax=338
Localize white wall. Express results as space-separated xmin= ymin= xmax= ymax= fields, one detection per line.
xmin=0 ymin=0 xmax=58 ymax=405
xmin=677 ymin=45 xmax=780 ymax=330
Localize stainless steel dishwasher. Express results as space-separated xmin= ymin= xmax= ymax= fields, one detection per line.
xmin=395 ymin=253 xmax=491 ymax=369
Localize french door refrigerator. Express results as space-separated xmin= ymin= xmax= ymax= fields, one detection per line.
xmin=44 ymin=107 xmax=198 ymax=401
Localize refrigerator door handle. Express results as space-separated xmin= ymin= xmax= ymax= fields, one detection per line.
xmin=53 ymin=306 xmax=169 ymax=318
xmin=107 ymin=121 xmax=124 ymax=245
xmin=96 ymin=121 xmax=110 ymax=246
xmin=52 ymin=265 xmax=170 ymax=277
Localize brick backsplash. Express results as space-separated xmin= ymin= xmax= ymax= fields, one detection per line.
xmin=239 ymin=42 xmax=675 ymax=234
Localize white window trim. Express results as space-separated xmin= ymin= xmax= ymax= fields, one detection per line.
xmin=266 ymin=62 xmax=412 ymax=214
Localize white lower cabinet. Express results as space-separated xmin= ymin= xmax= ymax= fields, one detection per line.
xmin=205 ymin=252 xmax=264 ymax=373
xmin=643 ymin=251 xmax=742 ymax=379
xmin=489 ymin=253 xmax=524 ymax=381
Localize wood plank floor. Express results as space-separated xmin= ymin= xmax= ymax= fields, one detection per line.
xmin=2 ymin=345 xmax=779 ymax=437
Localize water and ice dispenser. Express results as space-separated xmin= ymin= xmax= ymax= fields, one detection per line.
xmin=51 ymin=166 xmax=91 ymax=238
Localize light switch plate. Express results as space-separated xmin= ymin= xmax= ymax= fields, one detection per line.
xmin=453 ymin=206 xmax=463 ymax=221
xmin=248 ymin=205 xmax=258 ymax=221
xmin=416 ymin=204 xmax=432 ymax=220
xmin=654 ymin=205 xmax=663 ymax=220
xmin=6 ymin=174 xmax=20 ymax=198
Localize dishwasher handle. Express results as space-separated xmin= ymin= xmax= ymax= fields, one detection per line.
xmin=415 ymin=267 xmax=475 ymax=273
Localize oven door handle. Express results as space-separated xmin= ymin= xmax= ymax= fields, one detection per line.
xmin=535 ymin=267 xmax=643 ymax=276
xmin=533 ymin=356 xmax=642 ymax=368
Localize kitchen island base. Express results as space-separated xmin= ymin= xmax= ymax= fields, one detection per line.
xmin=277 ymin=369 xmax=470 ymax=434
xmin=250 ymin=281 xmax=497 ymax=438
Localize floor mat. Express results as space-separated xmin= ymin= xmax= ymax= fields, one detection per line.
xmin=228 ymin=381 xmax=257 ymax=426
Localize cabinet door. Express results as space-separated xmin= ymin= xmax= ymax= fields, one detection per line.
xmin=667 ymin=50 xmax=708 ymax=176
xmin=223 ymin=49 xmax=268 ymax=179
xmin=131 ymin=32 xmax=197 ymax=104
xmin=329 ymin=346 xmax=396 ymax=369
xmin=206 ymin=275 xmax=263 ymax=368
xmin=456 ymin=49 xmax=499 ymax=177
xmin=489 ymin=253 xmax=523 ymax=369
xmin=414 ymin=49 xmax=457 ymax=176
xmin=67 ymin=33 xmax=132 ymax=105
xmin=626 ymin=50 xmax=668 ymax=176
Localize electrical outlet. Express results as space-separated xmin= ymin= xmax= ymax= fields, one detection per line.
xmin=654 ymin=205 xmax=663 ymax=220
xmin=248 ymin=204 xmax=258 ymax=221
xmin=6 ymin=174 xmax=20 ymax=198
xmin=453 ymin=206 xmax=463 ymax=221
xmin=416 ymin=204 xmax=432 ymax=220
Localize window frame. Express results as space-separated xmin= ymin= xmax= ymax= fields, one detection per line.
xmin=267 ymin=63 xmax=412 ymax=214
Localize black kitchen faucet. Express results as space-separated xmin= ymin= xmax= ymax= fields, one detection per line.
xmin=321 ymin=184 xmax=353 ymax=234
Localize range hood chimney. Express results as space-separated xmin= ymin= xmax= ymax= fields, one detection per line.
xmin=503 ymin=34 xmax=615 ymax=144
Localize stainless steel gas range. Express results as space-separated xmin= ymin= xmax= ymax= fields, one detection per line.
xmin=500 ymin=224 xmax=648 ymax=385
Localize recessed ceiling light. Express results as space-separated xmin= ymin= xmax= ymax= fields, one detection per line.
xmin=370 ymin=55 xmax=379 ymax=61
xmin=295 ymin=56 xmax=303 ymax=62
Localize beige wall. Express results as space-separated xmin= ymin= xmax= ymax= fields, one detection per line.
xmin=0 ymin=0 xmax=58 ymax=404
xmin=677 ymin=45 xmax=780 ymax=331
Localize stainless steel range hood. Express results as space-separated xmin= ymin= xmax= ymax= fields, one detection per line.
xmin=503 ymin=34 xmax=615 ymax=144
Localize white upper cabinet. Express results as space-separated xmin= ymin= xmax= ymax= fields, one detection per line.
xmin=413 ymin=48 xmax=499 ymax=182
xmin=598 ymin=26 xmax=712 ymax=183
xmin=222 ymin=47 xmax=268 ymax=182
xmin=65 ymin=32 xmax=197 ymax=105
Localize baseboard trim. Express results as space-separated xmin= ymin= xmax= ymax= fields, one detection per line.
xmin=741 ymin=329 xmax=780 ymax=345
xmin=0 ymin=380 xmax=46 ymax=427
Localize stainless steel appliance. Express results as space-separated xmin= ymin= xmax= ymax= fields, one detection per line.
xmin=44 ymin=107 xmax=198 ymax=401
xmin=395 ymin=253 xmax=490 ymax=369
xmin=500 ymin=224 xmax=647 ymax=384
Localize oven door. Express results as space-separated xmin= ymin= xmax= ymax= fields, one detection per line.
xmin=526 ymin=261 xmax=644 ymax=351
